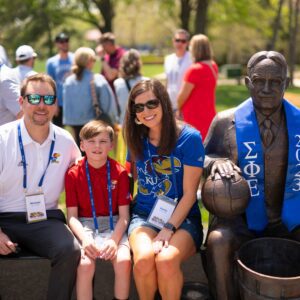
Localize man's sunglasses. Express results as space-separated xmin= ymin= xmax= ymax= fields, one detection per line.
xmin=174 ymin=38 xmax=187 ymax=43
xmin=25 ymin=94 xmax=56 ymax=106
xmin=133 ymin=99 xmax=160 ymax=113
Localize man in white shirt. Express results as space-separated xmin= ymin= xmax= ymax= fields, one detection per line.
xmin=164 ymin=29 xmax=192 ymax=111
xmin=13 ymin=45 xmax=37 ymax=83
xmin=0 ymin=59 xmax=21 ymax=125
xmin=0 ymin=45 xmax=11 ymax=67
xmin=0 ymin=74 xmax=81 ymax=300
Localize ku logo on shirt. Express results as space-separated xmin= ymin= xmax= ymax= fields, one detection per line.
xmin=51 ymin=153 xmax=61 ymax=163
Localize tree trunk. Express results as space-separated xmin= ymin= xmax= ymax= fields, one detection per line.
xmin=40 ymin=0 xmax=54 ymax=57
xmin=288 ymin=0 xmax=300 ymax=86
xmin=194 ymin=0 xmax=209 ymax=34
xmin=93 ymin=0 xmax=115 ymax=33
xmin=180 ymin=0 xmax=191 ymax=31
xmin=266 ymin=0 xmax=284 ymax=50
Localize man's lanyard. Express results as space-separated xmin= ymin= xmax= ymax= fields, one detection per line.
xmin=146 ymin=139 xmax=178 ymax=201
xmin=17 ymin=124 xmax=55 ymax=192
xmin=85 ymin=159 xmax=114 ymax=234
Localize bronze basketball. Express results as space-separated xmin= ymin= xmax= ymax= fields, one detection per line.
xmin=201 ymin=171 xmax=250 ymax=218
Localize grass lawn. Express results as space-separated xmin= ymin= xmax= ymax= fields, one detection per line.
xmin=142 ymin=64 xmax=164 ymax=78
xmin=34 ymin=59 xmax=164 ymax=78
xmin=288 ymin=86 xmax=300 ymax=94
xmin=216 ymin=84 xmax=300 ymax=111
xmin=216 ymin=85 xmax=248 ymax=111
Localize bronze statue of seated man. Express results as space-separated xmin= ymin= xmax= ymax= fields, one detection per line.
xmin=203 ymin=50 xmax=300 ymax=300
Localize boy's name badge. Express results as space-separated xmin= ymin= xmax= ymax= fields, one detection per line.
xmin=94 ymin=232 xmax=111 ymax=248
xmin=147 ymin=195 xmax=176 ymax=229
xmin=25 ymin=193 xmax=47 ymax=223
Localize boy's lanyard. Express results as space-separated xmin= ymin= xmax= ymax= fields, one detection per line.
xmin=146 ymin=139 xmax=178 ymax=201
xmin=18 ymin=124 xmax=55 ymax=192
xmin=85 ymin=159 xmax=114 ymax=234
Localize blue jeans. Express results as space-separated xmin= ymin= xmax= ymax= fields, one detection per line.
xmin=128 ymin=209 xmax=203 ymax=250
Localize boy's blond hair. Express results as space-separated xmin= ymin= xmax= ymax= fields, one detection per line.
xmin=79 ymin=120 xmax=114 ymax=142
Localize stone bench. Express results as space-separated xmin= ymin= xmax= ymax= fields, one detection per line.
xmin=0 ymin=251 xmax=209 ymax=300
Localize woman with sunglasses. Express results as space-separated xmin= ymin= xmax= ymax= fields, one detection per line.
xmin=177 ymin=34 xmax=218 ymax=141
xmin=123 ymin=79 xmax=204 ymax=300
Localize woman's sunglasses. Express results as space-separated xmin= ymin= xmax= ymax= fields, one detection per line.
xmin=25 ymin=94 xmax=56 ymax=106
xmin=133 ymin=99 xmax=160 ymax=113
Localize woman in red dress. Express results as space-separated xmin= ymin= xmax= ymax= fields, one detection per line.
xmin=177 ymin=34 xmax=218 ymax=141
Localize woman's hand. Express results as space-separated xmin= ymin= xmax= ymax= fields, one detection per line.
xmin=82 ymin=236 xmax=99 ymax=260
xmin=98 ymin=238 xmax=117 ymax=261
xmin=152 ymin=228 xmax=173 ymax=254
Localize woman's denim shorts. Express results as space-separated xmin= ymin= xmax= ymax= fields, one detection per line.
xmin=128 ymin=211 xmax=203 ymax=250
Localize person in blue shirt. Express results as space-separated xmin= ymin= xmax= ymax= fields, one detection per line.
xmin=63 ymin=47 xmax=118 ymax=146
xmin=123 ymin=79 xmax=204 ymax=300
xmin=46 ymin=32 xmax=73 ymax=127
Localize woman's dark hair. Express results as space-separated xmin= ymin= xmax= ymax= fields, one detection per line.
xmin=123 ymin=79 xmax=179 ymax=161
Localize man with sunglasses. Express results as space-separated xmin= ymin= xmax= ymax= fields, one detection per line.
xmin=46 ymin=32 xmax=73 ymax=128
xmin=203 ymin=51 xmax=300 ymax=300
xmin=164 ymin=29 xmax=192 ymax=112
xmin=0 ymin=73 xmax=81 ymax=300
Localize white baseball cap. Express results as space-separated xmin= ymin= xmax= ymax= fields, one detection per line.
xmin=15 ymin=45 xmax=37 ymax=61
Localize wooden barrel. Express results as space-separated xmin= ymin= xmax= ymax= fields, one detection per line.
xmin=237 ymin=238 xmax=300 ymax=299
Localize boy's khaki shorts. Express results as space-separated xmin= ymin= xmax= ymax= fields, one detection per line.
xmin=79 ymin=215 xmax=129 ymax=247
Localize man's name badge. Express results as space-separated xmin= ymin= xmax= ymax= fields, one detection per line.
xmin=25 ymin=193 xmax=47 ymax=223
xmin=94 ymin=232 xmax=111 ymax=248
xmin=147 ymin=195 xmax=176 ymax=229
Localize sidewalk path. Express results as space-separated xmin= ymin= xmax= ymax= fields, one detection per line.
xmin=285 ymin=91 xmax=300 ymax=107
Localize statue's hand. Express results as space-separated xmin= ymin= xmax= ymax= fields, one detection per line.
xmin=211 ymin=159 xmax=241 ymax=179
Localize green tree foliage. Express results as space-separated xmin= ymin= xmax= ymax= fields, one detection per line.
xmin=0 ymin=0 xmax=69 ymax=58
xmin=0 ymin=0 xmax=298 ymax=67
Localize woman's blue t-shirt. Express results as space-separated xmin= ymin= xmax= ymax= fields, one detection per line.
xmin=130 ymin=125 xmax=205 ymax=217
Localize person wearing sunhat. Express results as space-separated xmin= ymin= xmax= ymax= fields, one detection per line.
xmin=46 ymin=32 xmax=74 ymax=127
xmin=13 ymin=45 xmax=38 ymax=83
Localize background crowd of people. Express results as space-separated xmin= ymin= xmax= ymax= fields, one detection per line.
xmin=0 ymin=29 xmax=218 ymax=144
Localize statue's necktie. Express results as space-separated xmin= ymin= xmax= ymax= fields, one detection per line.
xmin=262 ymin=119 xmax=273 ymax=147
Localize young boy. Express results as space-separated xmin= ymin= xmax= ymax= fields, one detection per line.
xmin=65 ymin=120 xmax=131 ymax=300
